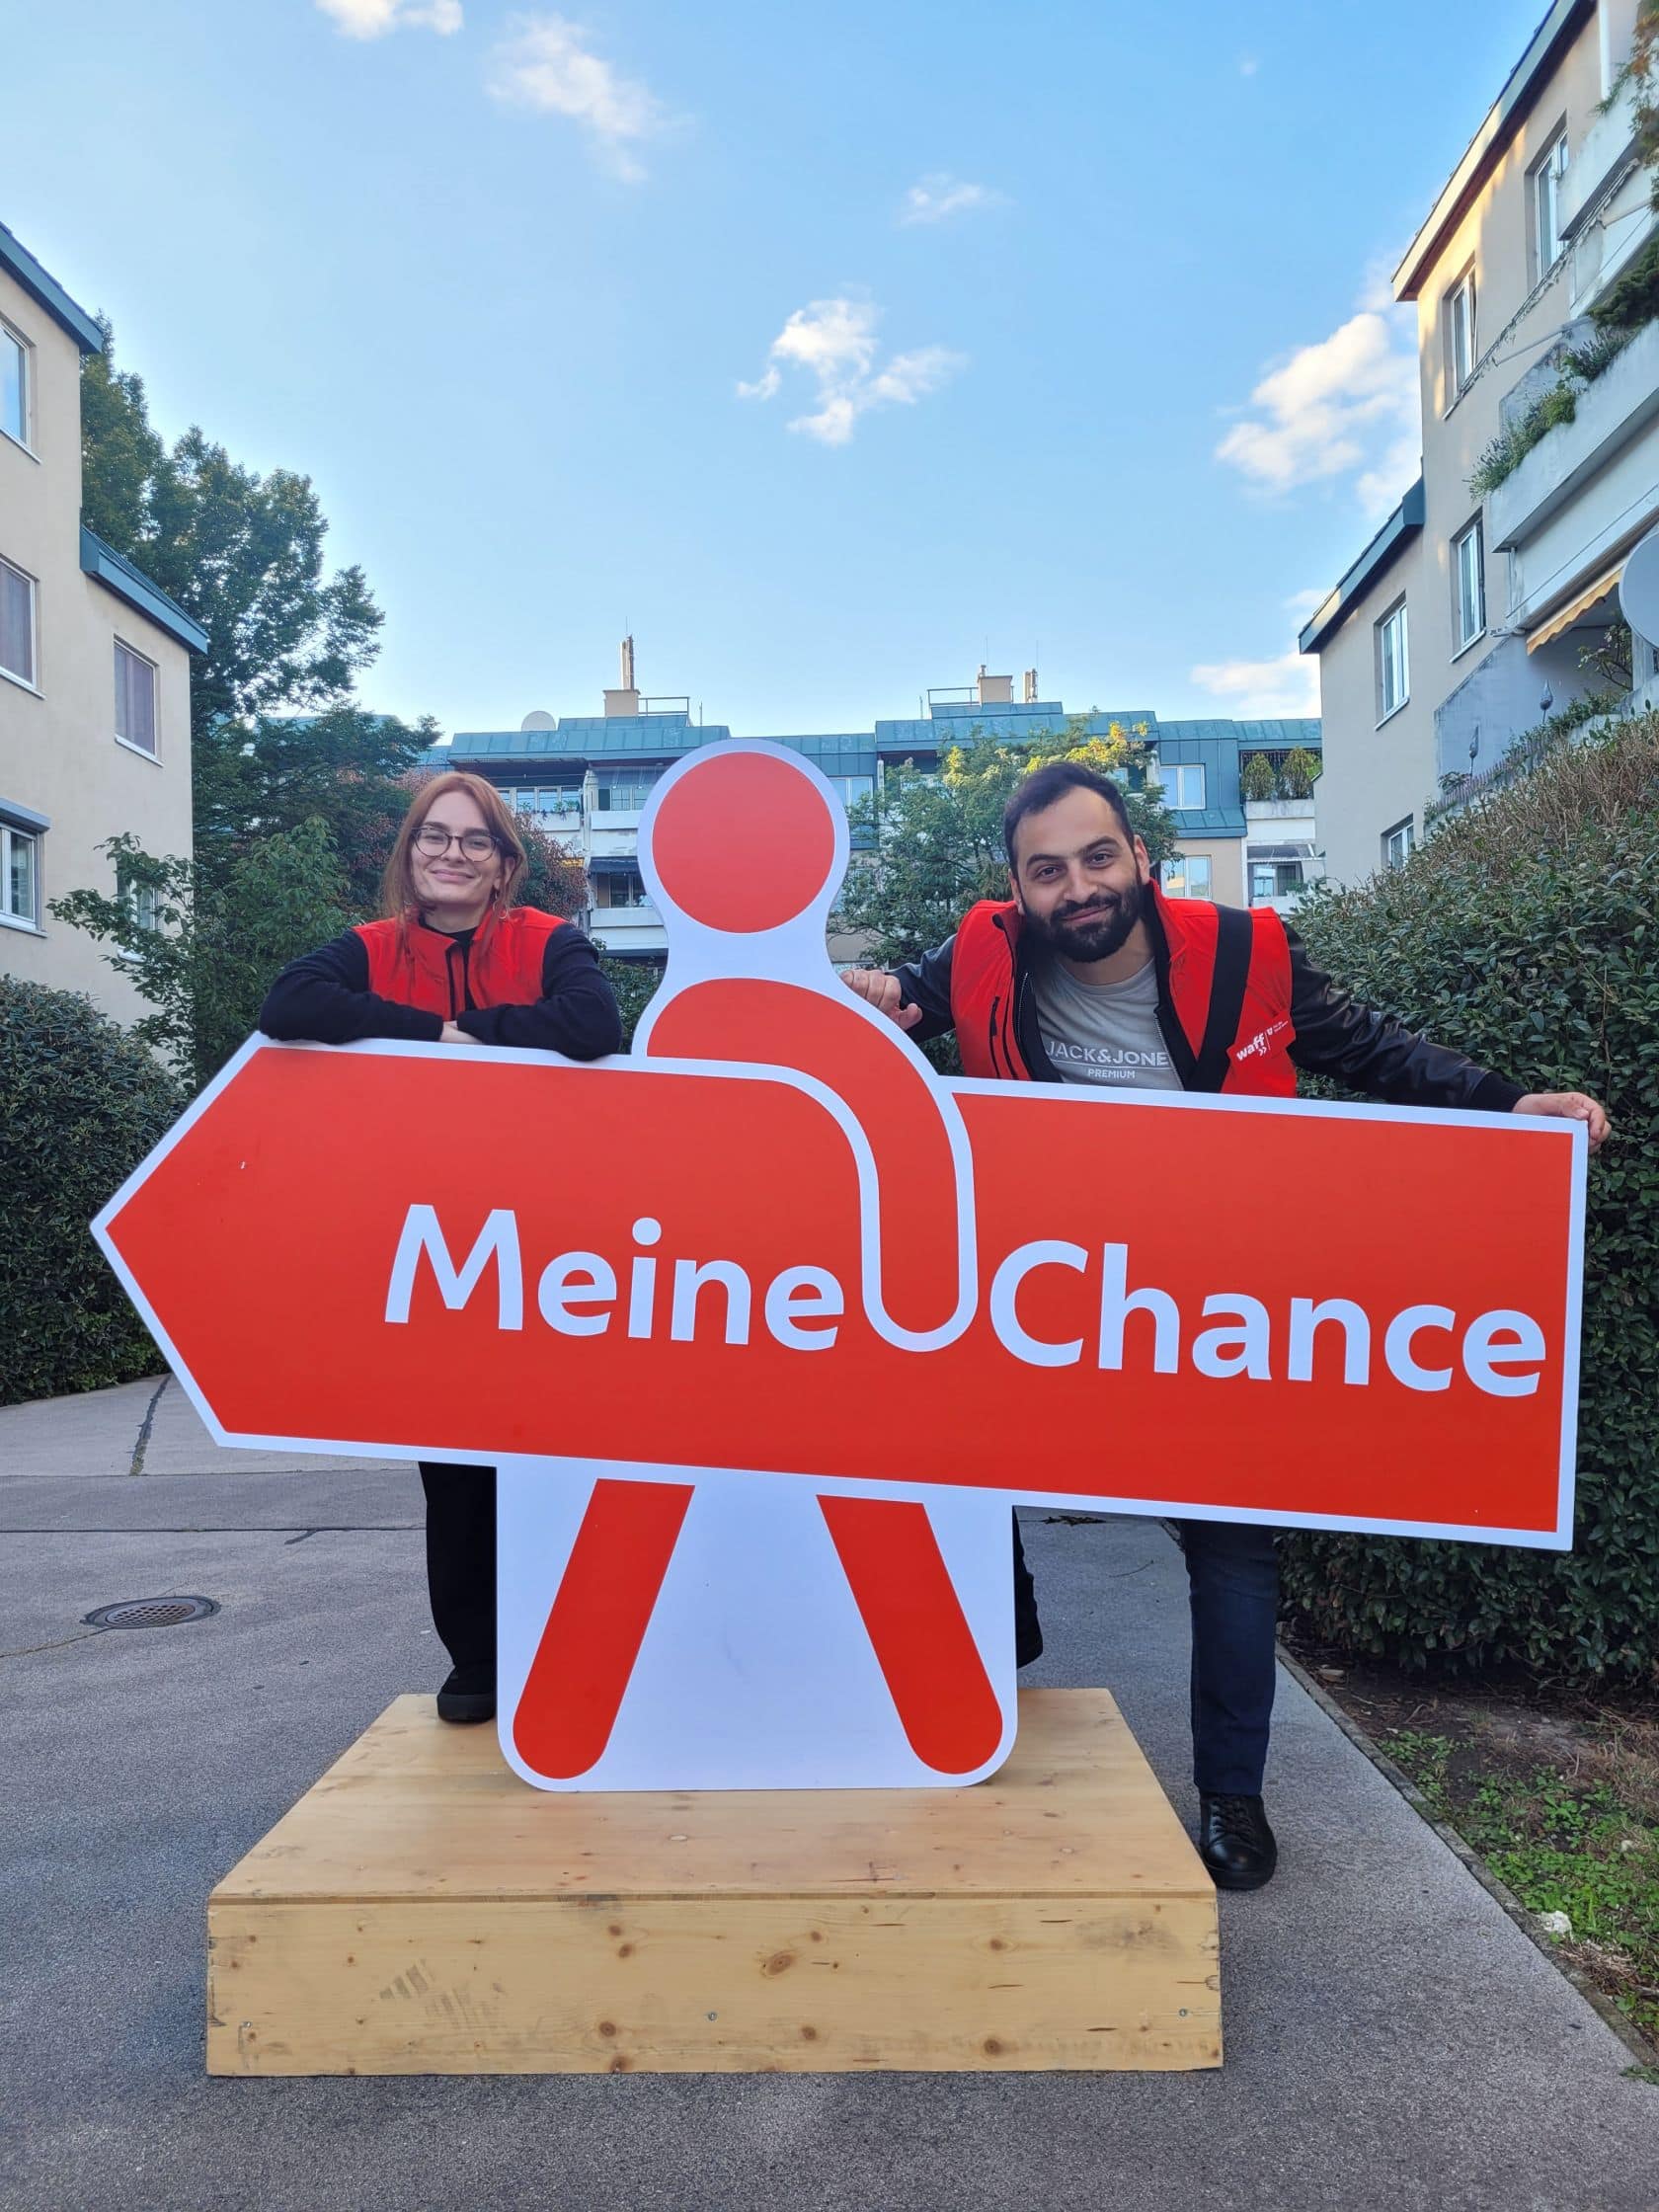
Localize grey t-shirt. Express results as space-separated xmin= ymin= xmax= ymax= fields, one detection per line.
xmin=1027 ymin=954 xmax=1182 ymax=1091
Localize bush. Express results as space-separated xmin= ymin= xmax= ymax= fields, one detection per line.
xmin=1241 ymin=753 xmax=1277 ymax=803
xmin=0 ymin=979 xmax=184 ymax=1406
xmin=1280 ymin=716 xmax=1659 ymax=1683
xmin=1281 ymin=746 xmax=1319 ymax=800
xmin=599 ymin=955 xmax=665 ymax=1048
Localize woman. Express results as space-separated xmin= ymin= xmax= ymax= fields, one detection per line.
xmin=260 ymin=771 xmax=622 ymax=1723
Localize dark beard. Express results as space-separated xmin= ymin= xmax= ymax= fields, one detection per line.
xmin=1023 ymin=878 xmax=1146 ymax=964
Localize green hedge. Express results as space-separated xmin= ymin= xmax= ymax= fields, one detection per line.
xmin=0 ymin=978 xmax=183 ymax=1406
xmin=1279 ymin=719 xmax=1659 ymax=1681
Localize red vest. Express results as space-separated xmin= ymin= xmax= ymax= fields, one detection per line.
xmin=355 ymin=907 xmax=567 ymax=1018
xmin=948 ymin=885 xmax=1297 ymax=1097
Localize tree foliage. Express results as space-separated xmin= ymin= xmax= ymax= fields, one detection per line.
xmin=82 ymin=328 xmax=382 ymax=748
xmin=1280 ymin=714 xmax=1659 ymax=1682
xmin=1 ymin=978 xmax=184 ymax=1405
xmin=833 ymin=718 xmax=1180 ymax=966
xmin=51 ymin=824 xmax=353 ymax=1084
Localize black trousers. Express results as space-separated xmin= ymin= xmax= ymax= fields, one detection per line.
xmin=420 ymin=1470 xmax=1043 ymax=1682
xmin=419 ymin=1462 xmax=496 ymax=1674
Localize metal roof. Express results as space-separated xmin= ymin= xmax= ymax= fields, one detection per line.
xmin=1299 ymin=480 xmax=1425 ymax=656
xmin=79 ymin=528 xmax=209 ymax=654
xmin=1393 ymin=0 xmax=1591 ymax=301
xmin=0 ymin=222 xmax=105 ymax=354
xmin=429 ymin=700 xmax=1322 ymax=842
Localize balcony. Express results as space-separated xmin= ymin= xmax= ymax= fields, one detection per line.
xmin=586 ymin=902 xmax=665 ymax=957
xmin=1488 ymin=317 xmax=1659 ymax=631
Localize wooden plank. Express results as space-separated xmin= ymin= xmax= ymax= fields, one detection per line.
xmin=214 ymin=1691 xmax=1205 ymax=1902
xmin=207 ymin=1690 xmax=1221 ymax=2076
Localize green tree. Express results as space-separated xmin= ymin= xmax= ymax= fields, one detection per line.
xmin=1281 ymin=747 xmax=1319 ymax=800
xmin=82 ymin=333 xmax=383 ymax=749
xmin=1241 ymin=752 xmax=1277 ymax=803
xmin=834 ymin=718 xmax=1179 ymax=966
xmin=50 ymin=822 xmax=352 ymax=1083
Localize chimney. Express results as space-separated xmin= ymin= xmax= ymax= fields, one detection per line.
xmin=1023 ymin=669 xmax=1039 ymax=703
xmin=975 ymin=663 xmax=1014 ymax=706
xmin=604 ymin=634 xmax=641 ymax=717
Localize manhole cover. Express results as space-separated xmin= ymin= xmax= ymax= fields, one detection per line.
xmin=83 ymin=1596 xmax=219 ymax=1630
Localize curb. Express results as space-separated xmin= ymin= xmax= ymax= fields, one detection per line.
xmin=1275 ymin=1643 xmax=1659 ymax=2079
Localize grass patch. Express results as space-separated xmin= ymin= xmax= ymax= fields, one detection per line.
xmin=1386 ymin=1724 xmax=1659 ymax=2046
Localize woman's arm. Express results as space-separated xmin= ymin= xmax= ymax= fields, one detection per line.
xmin=259 ymin=931 xmax=443 ymax=1045
xmin=453 ymin=925 xmax=623 ymax=1059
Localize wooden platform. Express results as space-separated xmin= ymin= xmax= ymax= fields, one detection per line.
xmin=207 ymin=1689 xmax=1220 ymax=2075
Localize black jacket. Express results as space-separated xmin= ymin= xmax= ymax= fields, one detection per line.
xmin=894 ymin=903 xmax=1524 ymax=1113
xmin=260 ymin=921 xmax=622 ymax=1060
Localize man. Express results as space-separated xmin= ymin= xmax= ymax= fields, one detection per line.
xmin=845 ymin=761 xmax=1609 ymax=1891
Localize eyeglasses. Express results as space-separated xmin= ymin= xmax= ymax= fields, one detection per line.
xmin=415 ymin=825 xmax=499 ymax=860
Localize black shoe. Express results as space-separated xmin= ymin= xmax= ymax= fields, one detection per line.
xmin=1197 ymin=1793 xmax=1278 ymax=1890
xmin=435 ymin=1665 xmax=496 ymax=1724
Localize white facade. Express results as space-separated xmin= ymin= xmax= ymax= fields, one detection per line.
xmin=1304 ymin=0 xmax=1654 ymax=885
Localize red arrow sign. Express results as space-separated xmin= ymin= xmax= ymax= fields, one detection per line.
xmin=96 ymin=1029 xmax=1582 ymax=1545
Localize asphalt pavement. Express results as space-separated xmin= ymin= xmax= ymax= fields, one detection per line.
xmin=3 ymin=1376 xmax=1657 ymax=2212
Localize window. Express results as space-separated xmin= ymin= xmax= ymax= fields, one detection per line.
xmin=1532 ymin=130 xmax=1568 ymax=278
xmin=1 ymin=819 xmax=40 ymax=927
xmin=1159 ymin=762 xmax=1207 ymax=809
xmin=1446 ymin=269 xmax=1477 ymax=399
xmin=1454 ymin=519 xmax=1485 ymax=652
xmin=1250 ymin=860 xmax=1303 ymax=903
xmin=595 ymin=773 xmax=662 ymax=813
xmin=1382 ymin=818 xmax=1415 ymax=871
xmin=117 ymin=858 xmax=160 ymax=946
xmin=114 ymin=640 xmax=158 ymax=754
xmin=1161 ymin=852 xmax=1212 ymax=899
xmin=0 ymin=556 xmax=37 ymax=686
xmin=1 ymin=322 xmax=28 ymax=448
xmin=592 ymin=866 xmax=651 ymax=908
xmin=1377 ymin=599 xmax=1409 ymax=722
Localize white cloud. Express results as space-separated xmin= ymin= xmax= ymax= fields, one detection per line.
xmin=737 ymin=298 xmax=965 ymax=445
xmin=1216 ymin=296 xmax=1419 ymax=521
xmin=1283 ymin=587 xmax=1328 ymax=620
xmin=899 ymin=173 xmax=1003 ymax=225
xmin=316 ymin=0 xmax=462 ymax=35
xmin=1190 ymin=650 xmax=1320 ymax=719
xmin=485 ymin=14 xmax=668 ymax=181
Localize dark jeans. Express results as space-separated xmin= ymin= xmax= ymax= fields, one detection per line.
xmin=1011 ymin=1514 xmax=1279 ymax=1797
xmin=1173 ymin=1518 xmax=1279 ymax=1796
xmin=419 ymin=1462 xmax=496 ymax=1674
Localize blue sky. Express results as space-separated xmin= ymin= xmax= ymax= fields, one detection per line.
xmin=11 ymin=1 xmax=1546 ymax=737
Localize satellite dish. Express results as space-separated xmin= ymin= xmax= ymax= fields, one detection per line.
xmin=520 ymin=710 xmax=556 ymax=732
xmin=1618 ymin=526 xmax=1659 ymax=642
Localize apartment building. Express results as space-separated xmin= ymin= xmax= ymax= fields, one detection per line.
xmin=428 ymin=651 xmax=1322 ymax=957
xmin=1303 ymin=0 xmax=1655 ymax=883
xmin=0 ymin=222 xmax=205 ymax=1021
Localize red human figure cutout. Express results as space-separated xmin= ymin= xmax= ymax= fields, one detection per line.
xmin=512 ymin=745 xmax=1004 ymax=1779
xmin=644 ymin=750 xmax=1002 ymax=1776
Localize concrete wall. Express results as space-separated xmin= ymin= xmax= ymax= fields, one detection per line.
xmin=0 ymin=266 xmax=194 ymax=1025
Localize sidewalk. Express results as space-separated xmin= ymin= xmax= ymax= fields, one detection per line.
xmin=4 ymin=1378 xmax=1657 ymax=2212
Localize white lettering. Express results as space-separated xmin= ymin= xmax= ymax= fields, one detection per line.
xmin=764 ymin=1266 xmax=844 ymax=1351
xmin=537 ymin=1253 xmax=617 ymax=1336
xmin=989 ymin=1240 xmax=1088 ymax=1368
xmin=671 ymin=1258 xmax=751 ymax=1346
xmin=1462 ymin=1309 xmax=1545 ymax=1398
xmin=1288 ymin=1298 xmax=1372 ymax=1385
xmin=1192 ymin=1295 xmax=1273 ymax=1381
xmin=1383 ymin=1304 xmax=1456 ymax=1392
xmin=385 ymin=1205 xmax=523 ymax=1330
xmin=628 ymin=1218 xmax=661 ymax=1340
xmin=1098 ymin=1242 xmax=1181 ymax=1374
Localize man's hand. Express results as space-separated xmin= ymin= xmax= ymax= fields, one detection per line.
xmin=842 ymin=967 xmax=923 ymax=1032
xmin=1514 ymin=1090 xmax=1611 ymax=1153
xmin=439 ymin=1021 xmax=471 ymax=1046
